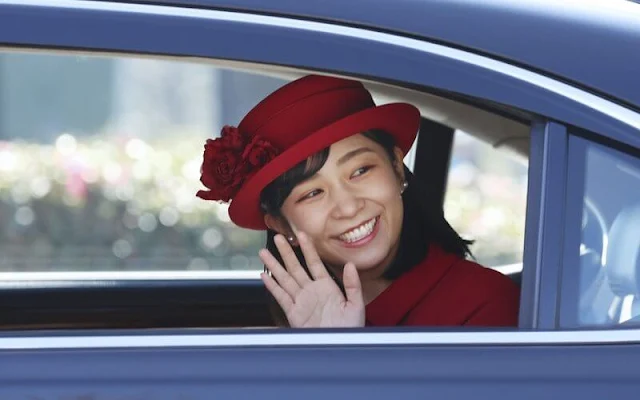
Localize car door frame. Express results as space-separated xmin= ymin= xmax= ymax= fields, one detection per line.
xmin=2 ymin=0 xmax=640 ymax=397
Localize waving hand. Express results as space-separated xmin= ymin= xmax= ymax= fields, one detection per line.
xmin=259 ymin=232 xmax=365 ymax=328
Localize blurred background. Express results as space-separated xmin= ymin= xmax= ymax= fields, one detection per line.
xmin=0 ymin=51 xmax=527 ymax=273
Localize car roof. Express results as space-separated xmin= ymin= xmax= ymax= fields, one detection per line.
xmin=140 ymin=0 xmax=640 ymax=111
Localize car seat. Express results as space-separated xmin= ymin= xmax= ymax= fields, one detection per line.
xmin=578 ymin=205 xmax=616 ymax=326
xmin=606 ymin=203 xmax=640 ymax=325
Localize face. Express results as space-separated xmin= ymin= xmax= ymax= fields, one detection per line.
xmin=271 ymin=134 xmax=405 ymax=279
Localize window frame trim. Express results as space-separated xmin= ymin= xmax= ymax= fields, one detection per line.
xmin=2 ymin=329 xmax=640 ymax=350
xmin=520 ymin=121 xmax=569 ymax=330
xmin=558 ymin=134 xmax=590 ymax=328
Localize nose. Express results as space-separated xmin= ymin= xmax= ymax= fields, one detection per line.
xmin=329 ymin=184 xmax=364 ymax=219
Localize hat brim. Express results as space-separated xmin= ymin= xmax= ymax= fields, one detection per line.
xmin=229 ymin=103 xmax=421 ymax=230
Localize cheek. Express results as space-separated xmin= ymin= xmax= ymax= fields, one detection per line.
xmin=379 ymin=185 xmax=400 ymax=202
xmin=371 ymin=173 xmax=402 ymax=204
xmin=373 ymin=177 xmax=404 ymax=225
xmin=382 ymin=191 xmax=404 ymax=226
xmin=282 ymin=206 xmax=327 ymax=239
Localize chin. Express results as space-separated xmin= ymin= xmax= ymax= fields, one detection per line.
xmin=322 ymin=230 xmax=396 ymax=274
xmin=340 ymin=248 xmax=391 ymax=273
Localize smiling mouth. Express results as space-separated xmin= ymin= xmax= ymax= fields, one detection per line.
xmin=338 ymin=217 xmax=379 ymax=243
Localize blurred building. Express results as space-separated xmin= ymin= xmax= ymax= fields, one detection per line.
xmin=0 ymin=52 xmax=286 ymax=142
xmin=0 ymin=53 xmax=113 ymax=142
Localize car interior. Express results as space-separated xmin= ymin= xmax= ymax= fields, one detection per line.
xmin=578 ymin=142 xmax=640 ymax=327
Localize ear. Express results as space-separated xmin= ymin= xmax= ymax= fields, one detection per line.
xmin=392 ymin=146 xmax=406 ymax=182
xmin=264 ymin=214 xmax=298 ymax=245
xmin=264 ymin=214 xmax=289 ymax=236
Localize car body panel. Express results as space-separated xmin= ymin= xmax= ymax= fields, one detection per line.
xmin=143 ymin=0 xmax=640 ymax=110
xmin=2 ymin=331 xmax=640 ymax=399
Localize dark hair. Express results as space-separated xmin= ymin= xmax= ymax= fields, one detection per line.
xmin=259 ymin=130 xmax=472 ymax=326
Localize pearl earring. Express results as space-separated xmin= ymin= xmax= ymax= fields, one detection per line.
xmin=401 ymin=181 xmax=408 ymax=194
xmin=287 ymin=236 xmax=295 ymax=242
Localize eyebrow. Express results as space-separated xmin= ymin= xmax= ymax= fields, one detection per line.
xmin=294 ymin=146 xmax=376 ymax=190
xmin=336 ymin=147 xmax=375 ymax=166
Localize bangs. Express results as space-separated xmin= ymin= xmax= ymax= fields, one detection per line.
xmin=260 ymin=147 xmax=330 ymax=214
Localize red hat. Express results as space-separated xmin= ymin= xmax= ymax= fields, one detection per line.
xmin=196 ymin=74 xmax=420 ymax=230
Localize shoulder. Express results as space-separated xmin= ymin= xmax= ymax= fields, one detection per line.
xmin=407 ymin=249 xmax=520 ymax=326
xmin=451 ymin=257 xmax=520 ymax=297
xmin=443 ymin=257 xmax=520 ymax=326
xmin=415 ymin=244 xmax=519 ymax=301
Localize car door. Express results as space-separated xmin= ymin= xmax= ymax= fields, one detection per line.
xmin=1 ymin=1 xmax=639 ymax=399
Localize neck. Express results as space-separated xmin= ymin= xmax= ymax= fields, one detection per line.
xmin=326 ymin=258 xmax=393 ymax=305
xmin=327 ymin=263 xmax=392 ymax=305
xmin=361 ymin=277 xmax=393 ymax=304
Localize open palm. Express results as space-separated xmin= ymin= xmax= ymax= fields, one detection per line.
xmin=260 ymin=232 xmax=365 ymax=328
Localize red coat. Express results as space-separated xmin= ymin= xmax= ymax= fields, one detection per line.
xmin=365 ymin=244 xmax=520 ymax=327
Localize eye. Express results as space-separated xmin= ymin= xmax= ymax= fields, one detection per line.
xmin=297 ymin=189 xmax=322 ymax=202
xmin=351 ymin=165 xmax=373 ymax=178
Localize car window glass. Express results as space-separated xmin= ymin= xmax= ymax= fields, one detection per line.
xmin=563 ymin=136 xmax=640 ymax=327
xmin=444 ymin=130 xmax=528 ymax=270
xmin=0 ymin=51 xmax=288 ymax=273
xmin=0 ymin=51 xmax=419 ymax=274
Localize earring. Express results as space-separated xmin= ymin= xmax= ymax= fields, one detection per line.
xmin=400 ymin=181 xmax=408 ymax=194
xmin=287 ymin=236 xmax=295 ymax=242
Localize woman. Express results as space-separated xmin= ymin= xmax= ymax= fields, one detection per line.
xmin=196 ymin=74 xmax=520 ymax=328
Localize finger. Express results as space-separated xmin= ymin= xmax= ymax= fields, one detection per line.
xmin=297 ymin=232 xmax=330 ymax=280
xmin=261 ymin=272 xmax=294 ymax=313
xmin=274 ymin=234 xmax=311 ymax=286
xmin=259 ymin=248 xmax=300 ymax=297
xmin=342 ymin=262 xmax=364 ymax=307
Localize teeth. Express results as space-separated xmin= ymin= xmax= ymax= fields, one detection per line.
xmin=339 ymin=218 xmax=376 ymax=243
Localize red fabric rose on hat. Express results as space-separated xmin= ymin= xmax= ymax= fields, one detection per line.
xmin=241 ymin=135 xmax=280 ymax=182
xmin=196 ymin=125 xmax=279 ymax=203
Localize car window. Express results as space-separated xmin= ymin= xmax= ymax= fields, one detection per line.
xmin=444 ymin=130 xmax=528 ymax=270
xmin=0 ymin=51 xmax=421 ymax=275
xmin=560 ymin=134 xmax=640 ymax=328
xmin=0 ymin=51 xmax=288 ymax=273
xmin=0 ymin=41 xmax=540 ymax=332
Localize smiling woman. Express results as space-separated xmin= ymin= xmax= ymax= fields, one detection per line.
xmin=196 ymin=75 xmax=521 ymax=328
